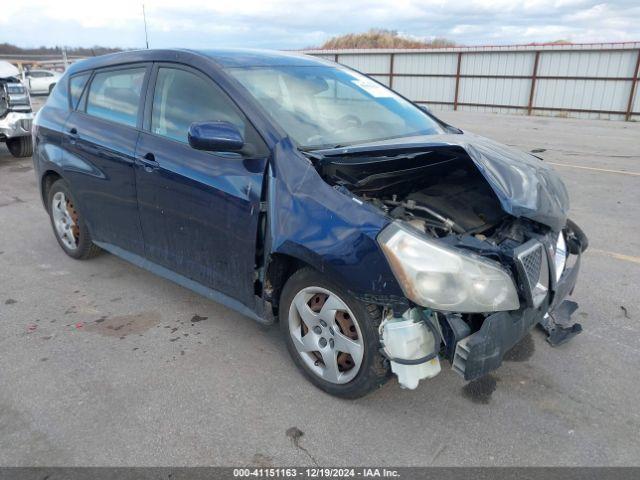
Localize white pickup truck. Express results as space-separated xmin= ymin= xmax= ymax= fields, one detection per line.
xmin=0 ymin=61 xmax=33 ymax=157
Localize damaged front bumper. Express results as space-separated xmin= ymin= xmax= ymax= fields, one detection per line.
xmin=380 ymin=220 xmax=588 ymax=389
xmin=452 ymin=239 xmax=583 ymax=381
xmin=0 ymin=111 xmax=33 ymax=140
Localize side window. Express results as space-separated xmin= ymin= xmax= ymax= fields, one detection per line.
xmin=69 ymin=73 xmax=90 ymax=110
xmin=44 ymin=79 xmax=69 ymax=110
xmin=86 ymin=67 xmax=145 ymax=127
xmin=151 ymin=67 xmax=246 ymax=144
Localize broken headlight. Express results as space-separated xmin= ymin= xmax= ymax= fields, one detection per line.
xmin=378 ymin=222 xmax=520 ymax=313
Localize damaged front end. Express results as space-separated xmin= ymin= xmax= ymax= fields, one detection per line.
xmin=1 ymin=62 xmax=34 ymax=145
xmin=308 ymin=135 xmax=588 ymax=388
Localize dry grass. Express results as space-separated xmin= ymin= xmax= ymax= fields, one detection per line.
xmin=319 ymin=29 xmax=456 ymax=49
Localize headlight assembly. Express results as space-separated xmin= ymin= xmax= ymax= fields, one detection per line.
xmin=378 ymin=222 xmax=520 ymax=312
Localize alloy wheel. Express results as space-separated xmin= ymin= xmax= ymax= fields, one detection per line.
xmin=51 ymin=191 xmax=79 ymax=251
xmin=288 ymin=286 xmax=364 ymax=384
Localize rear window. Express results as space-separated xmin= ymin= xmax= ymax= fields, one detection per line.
xmin=86 ymin=68 xmax=145 ymax=127
xmin=43 ymin=80 xmax=68 ymax=110
xmin=69 ymin=73 xmax=90 ymax=110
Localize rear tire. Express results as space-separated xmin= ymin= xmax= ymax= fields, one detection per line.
xmin=279 ymin=267 xmax=390 ymax=398
xmin=6 ymin=136 xmax=33 ymax=158
xmin=47 ymin=179 xmax=101 ymax=260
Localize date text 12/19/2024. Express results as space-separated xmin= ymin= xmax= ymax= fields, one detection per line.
xmin=233 ymin=468 xmax=401 ymax=478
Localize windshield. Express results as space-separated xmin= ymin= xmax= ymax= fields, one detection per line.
xmin=226 ymin=65 xmax=445 ymax=149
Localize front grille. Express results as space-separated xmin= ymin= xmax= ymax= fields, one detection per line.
xmin=521 ymin=245 xmax=542 ymax=290
xmin=515 ymin=240 xmax=549 ymax=308
xmin=6 ymin=85 xmax=25 ymax=94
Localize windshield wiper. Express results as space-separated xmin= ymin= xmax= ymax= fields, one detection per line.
xmin=299 ymin=143 xmax=348 ymax=152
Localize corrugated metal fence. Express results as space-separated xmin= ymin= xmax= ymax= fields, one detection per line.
xmin=303 ymin=42 xmax=640 ymax=121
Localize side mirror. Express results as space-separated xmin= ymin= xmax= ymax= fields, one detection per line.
xmin=188 ymin=121 xmax=244 ymax=152
xmin=418 ymin=104 xmax=432 ymax=114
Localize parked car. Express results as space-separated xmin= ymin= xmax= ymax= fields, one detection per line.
xmin=32 ymin=49 xmax=588 ymax=398
xmin=1 ymin=61 xmax=34 ymax=157
xmin=25 ymin=69 xmax=61 ymax=95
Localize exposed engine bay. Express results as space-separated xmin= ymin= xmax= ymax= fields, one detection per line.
xmin=311 ymin=145 xmax=551 ymax=252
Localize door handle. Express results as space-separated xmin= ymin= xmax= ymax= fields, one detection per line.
xmin=136 ymin=152 xmax=159 ymax=172
xmin=68 ymin=127 xmax=79 ymax=144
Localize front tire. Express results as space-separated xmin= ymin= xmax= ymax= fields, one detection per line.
xmin=47 ymin=179 xmax=101 ymax=260
xmin=279 ymin=267 xmax=390 ymax=398
xmin=6 ymin=136 xmax=33 ymax=157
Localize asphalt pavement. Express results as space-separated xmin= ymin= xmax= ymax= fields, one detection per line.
xmin=1 ymin=101 xmax=639 ymax=466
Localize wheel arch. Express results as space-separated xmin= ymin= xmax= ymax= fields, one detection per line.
xmin=41 ymin=170 xmax=63 ymax=208
xmin=264 ymin=246 xmax=386 ymax=319
xmin=264 ymin=252 xmax=309 ymax=318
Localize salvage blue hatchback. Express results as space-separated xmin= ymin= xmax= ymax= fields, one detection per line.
xmin=33 ymin=49 xmax=588 ymax=398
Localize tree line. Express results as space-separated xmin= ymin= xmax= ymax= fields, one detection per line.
xmin=0 ymin=43 xmax=122 ymax=57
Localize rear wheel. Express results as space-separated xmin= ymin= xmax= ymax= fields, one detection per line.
xmin=48 ymin=179 xmax=101 ymax=260
xmin=280 ymin=267 xmax=389 ymax=398
xmin=6 ymin=136 xmax=33 ymax=157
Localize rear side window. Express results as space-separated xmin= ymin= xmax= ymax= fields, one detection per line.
xmin=44 ymin=79 xmax=68 ymax=111
xmin=69 ymin=74 xmax=90 ymax=110
xmin=86 ymin=68 xmax=145 ymax=127
xmin=151 ymin=67 xmax=246 ymax=144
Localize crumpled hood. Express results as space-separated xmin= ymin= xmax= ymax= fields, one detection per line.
xmin=455 ymin=132 xmax=569 ymax=231
xmin=317 ymin=132 xmax=570 ymax=232
xmin=0 ymin=61 xmax=20 ymax=79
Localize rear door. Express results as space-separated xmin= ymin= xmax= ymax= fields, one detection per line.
xmin=63 ymin=64 xmax=150 ymax=255
xmin=135 ymin=63 xmax=268 ymax=306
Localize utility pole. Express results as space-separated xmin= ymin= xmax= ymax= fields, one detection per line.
xmin=142 ymin=3 xmax=150 ymax=49
xmin=62 ymin=46 xmax=69 ymax=70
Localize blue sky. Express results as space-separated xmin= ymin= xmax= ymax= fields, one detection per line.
xmin=3 ymin=0 xmax=639 ymax=49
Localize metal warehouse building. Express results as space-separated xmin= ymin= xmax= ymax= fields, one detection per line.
xmin=304 ymin=42 xmax=640 ymax=121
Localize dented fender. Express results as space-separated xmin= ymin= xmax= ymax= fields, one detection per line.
xmin=265 ymin=138 xmax=404 ymax=301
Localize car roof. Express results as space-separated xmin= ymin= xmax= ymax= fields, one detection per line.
xmin=189 ymin=48 xmax=331 ymax=67
xmin=66 ymin=48 xmax=332 ymax=75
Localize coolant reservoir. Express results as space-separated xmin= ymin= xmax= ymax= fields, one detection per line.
xmin=382 ymin=309 xmax=441 ymax=390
